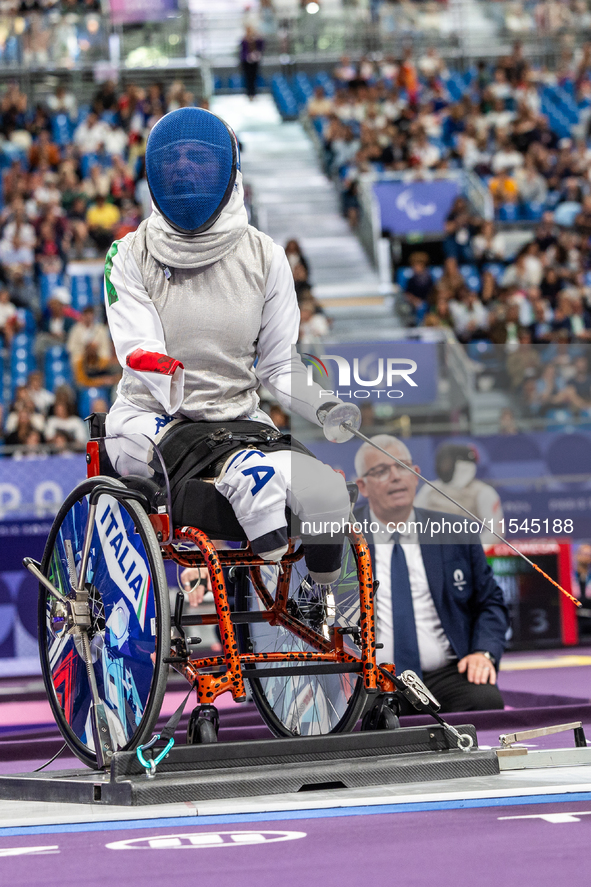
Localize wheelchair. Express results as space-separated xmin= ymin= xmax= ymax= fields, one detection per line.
xmin=29 ymin=418 xmax=401 ymax=771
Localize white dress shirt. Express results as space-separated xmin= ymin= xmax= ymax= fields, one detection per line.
xmin=370 ymin=508 xmax=455 ymax=672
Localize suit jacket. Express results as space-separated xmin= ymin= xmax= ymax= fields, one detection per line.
xmin=354 ymin=502 xmax=509 ymax=666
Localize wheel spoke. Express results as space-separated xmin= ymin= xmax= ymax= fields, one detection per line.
xmin=239 ymin=540 xmax=366 ymax=736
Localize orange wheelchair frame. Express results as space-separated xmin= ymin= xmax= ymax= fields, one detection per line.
xmin=86 ymin=438 xmax=397 ymax=718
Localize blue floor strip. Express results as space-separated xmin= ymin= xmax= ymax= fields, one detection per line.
xmin=3 ymin=791 xmax=591 ymax=837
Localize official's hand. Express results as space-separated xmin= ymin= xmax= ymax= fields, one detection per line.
xmin=457 ymin=652 xmax=497 ymax=685
xmin=180 ymin=567 xmax=211 ymax=608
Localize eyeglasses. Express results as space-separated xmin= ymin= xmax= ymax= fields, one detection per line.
xmin=362 ymin=461 xmax=414 ymax=482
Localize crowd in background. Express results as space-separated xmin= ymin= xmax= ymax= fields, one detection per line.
xmin=0 ymin=69 xmax=327 ymax=454
xmin=310 ymin=43 xmax=591 ymax=220
xmin=0 ymin=77 xmax=208 ymax=456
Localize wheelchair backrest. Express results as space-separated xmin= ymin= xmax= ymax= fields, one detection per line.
xmin=86 ymin=413 xmax=174 ymax=545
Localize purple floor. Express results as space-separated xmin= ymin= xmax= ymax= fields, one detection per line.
xmin=2 ymin=801 xmax=591 ymax=887
xmin=3 ymin=650 xmax=591 ymax=887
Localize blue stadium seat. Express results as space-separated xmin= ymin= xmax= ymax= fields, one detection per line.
xmin=315 ymin=71 xmax=335 ymax=96
xmin=10 ymin=333 xmax=35 ymax=389
xmin=396 ymin=268 xmax=413 ymax=288
xmin=15 ymin=308 xmax=36 ymax=334
xmin=460 ymin=264 xmax=480 ymax=291
xmin=78 ymin=386 xmax=110 ymax=418
xmin=522 ymin=201 xmax=544 ymax=221
xmin=483 ymin=263 xmax=504 ymax=280
xmin=40 ymin=272 xmax=65 ymax=309
xmin=80 ymin=153 xmax=109 ymax=179
xmin=271 ymin=74 xmax=298 ymax=120
xmin=51 ymin=113 xmax=73 ymax=147
xmin=498 ymin=203 xmax=519 ymax=221
xmin=293 ymin=72 xmax=314 ymax=108
xmin=44 ymin=346 xmax=72 ymax=391
xmin=228 ymin=75 xmax=244 ymax=91
xmin=545 ymin=408 xmax=575 ymax=434
xmin=70 ymin=275 xmax=96 ymax=311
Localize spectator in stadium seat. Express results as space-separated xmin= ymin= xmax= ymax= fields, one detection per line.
xmin=268 ymin=403 xmax=289 ymax=430
xmin=535 ymin=212 xmax=558 ymax=253
xmin=113 ymin=199 xmax=142 ymax=240
xmin=403 ymin=252 xmax=435 ymax=324
xmin=515 ymin=156 xmax=548 ymax=205
xmin=284 ymin=239 xmax=310 ymax=279
xmin=0 ymin=202 xmax=36 ymax=278
xmin=86 ymin=194 xmax=120 ymax=251
xmin=334 ymin=56 xmax=357 ymax=86
xmin=5 ymin=396 xmax=46 ymax=444
xmin=66 ymin=305 xmax=112 ymax=363
xmin=50 ymin=429 xmax=77 ymax=456
xmin=530 ymin=299 xmax=554 ymax=342
xmin=424 ymin=296 xmax=454 ymax=330
xmin=489 ymin=168 xmax=519 ymax=208
xmin=444 ymin=197 xmax=477 ymax=263
xmin=72 ymin=341 xmax=121 ymax=390
xmin=0 ymin=287 xmax=22 ymax=345
xmin=397 ymin=47 xmax=419 ymax=103
xmin=28 ymin=130 xmax=60 ymax=170
xmin=298 ymin=295 xmax=330 ymax=345
xmin=11 ymin=428 xmax=46 ymax=459
xmin=45 ymin=394 xmax=87 ymax=447
xmin=491 ymin=134 xmax=525 ymax=174
xmin=26 ymin=370 xmax=55 ymax=416
xmin=93 ymin=79 xmax=118 ymax=114
xmin=109 ymin=156 xmax=135 ymax=205
xmin=46 ymin=84 xmax=77 ymax=120
xmin=81 ymin=164 xmax=111 ymax=202
xmin=307 ymin=87 xmax=334 ymax=119
xmin=418 ymin=46 xmax=447 ymax=79
xmin=73 ymin=111 xmax=109 ymax=155
xmin=34 ymin=286 xmax=77 ymax=362
xmin=574 ymin=194 xmax=591 ymax=237
xmin=409 ymin=129 xmax=441 ymax=169
xmin=449 ymin=288 xmax=490 ymax=342
xmin=499 ymin=407 xmax=519 ymax=434
xmin=472 ymin=220 xmax=506 ymax=266
xmin=502 ymin=247 xmax=541 ymax=288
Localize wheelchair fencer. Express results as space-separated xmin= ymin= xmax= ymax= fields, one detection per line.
xmin=27 ymin=414 xmax=423 ymax=772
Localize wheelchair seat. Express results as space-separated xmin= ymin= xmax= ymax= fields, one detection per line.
xmin=86 ymin=412 xmax=358 ymax=542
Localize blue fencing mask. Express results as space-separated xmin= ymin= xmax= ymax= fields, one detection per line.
xmin=145 ymin=107 xmax=239 ymax=235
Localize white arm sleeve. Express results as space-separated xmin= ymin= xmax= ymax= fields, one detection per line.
xmin=105 ymin=235 xmax=184 ymax=414
xmin=255 ymin=244 xmax=338 ymax=426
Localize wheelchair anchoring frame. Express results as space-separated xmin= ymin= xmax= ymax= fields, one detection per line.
xmin=161 ymin=524 xmax=388 ymax=708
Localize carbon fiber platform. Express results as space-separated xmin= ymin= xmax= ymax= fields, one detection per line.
xmin=0 ymin=725 xmax=499 ymax=807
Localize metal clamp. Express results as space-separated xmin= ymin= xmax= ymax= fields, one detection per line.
xmin=499 ymin=721 xmax=586 ymax=749
xmin=136 ymin=734 xmax=175 ymax=778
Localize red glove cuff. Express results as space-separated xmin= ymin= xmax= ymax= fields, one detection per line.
xmin=126 ymin=348 xmax=184 ymax=376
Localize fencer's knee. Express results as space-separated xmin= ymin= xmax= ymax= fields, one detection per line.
xmin=294 ymin=461 xmax=350 ymax=522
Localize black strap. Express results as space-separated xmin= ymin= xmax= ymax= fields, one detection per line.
xmin=159 ymin=684 xmax=195 ymax=743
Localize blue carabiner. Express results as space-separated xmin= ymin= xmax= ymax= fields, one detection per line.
xmin=136 ymin=734 xmax=175 ymax=777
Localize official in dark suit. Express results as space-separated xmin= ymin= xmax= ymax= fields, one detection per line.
xmin=354 ymin=434 xmax=509 ymax=712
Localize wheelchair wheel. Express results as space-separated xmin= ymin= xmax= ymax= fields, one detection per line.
xmin=236 ymin=539 xmax=368 ymax=737
xmin=38 ymin=477 xmax=170 ymax=769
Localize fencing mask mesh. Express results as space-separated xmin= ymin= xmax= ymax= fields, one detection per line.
xmin=146 ymin=107 xmax=238 ymax=234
